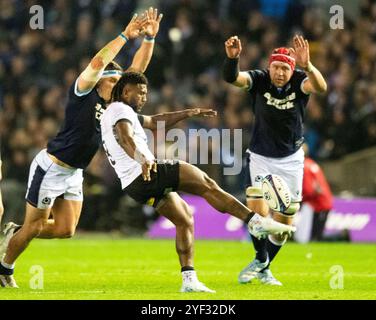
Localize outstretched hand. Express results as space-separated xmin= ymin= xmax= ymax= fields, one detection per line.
xmin=123 ymin=13 xmax=148 ymax=40
xmin=289 ymin=35 xmax=310 ymax=69
xmin=187 ymin=108 xmax=217 ymax=118
xmin=142 ymin=7 xmax=163 ymax=38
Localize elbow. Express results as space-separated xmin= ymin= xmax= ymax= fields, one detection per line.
xmin=312 ymin=80 xmax=327 ymax=95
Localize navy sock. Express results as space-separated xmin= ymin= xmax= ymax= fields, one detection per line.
xmin=0 ymin=263 xmax=14 ymax=276
xmin=263 ymin=238 xmax=283 ymax=270
xmin=181 ymin=266 xmax=194 ymax=272
xmin=251 ymin=235 xmax=268 ymax=263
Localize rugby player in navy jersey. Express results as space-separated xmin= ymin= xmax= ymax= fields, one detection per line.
xmin=224 ymin=35 xmax=327 ymax=285
xmin=100 ymin=72 xmax=296 ymax=293
xmin=0 ymin=8 xmax=163 ymax=288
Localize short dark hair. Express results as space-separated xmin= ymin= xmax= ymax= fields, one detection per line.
xmin=111 ymin=71 xmax=148 ymax=103
xmin=105 ymin=60 xmax=122 ymax=71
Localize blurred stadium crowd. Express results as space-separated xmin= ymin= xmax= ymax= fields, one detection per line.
xmin=0 ymin=0 xmax=375 ymax=232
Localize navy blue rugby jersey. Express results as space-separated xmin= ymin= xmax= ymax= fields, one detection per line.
xmin=47 ymin=80 xmax=106 ymax=169
xmin=247 ymin=69 xmax=310 ymax=158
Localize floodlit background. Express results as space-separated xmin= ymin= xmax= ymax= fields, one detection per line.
xmin=0 ymin=0 xmax=375 ymax=239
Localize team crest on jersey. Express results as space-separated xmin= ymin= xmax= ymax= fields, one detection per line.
xmin=264 ymin=92 xmax=296 ymax=110
xmin=95 ymin=103 xmax=105 ymax=120
xmin=41 ymin=197 xmax=51 ymax=205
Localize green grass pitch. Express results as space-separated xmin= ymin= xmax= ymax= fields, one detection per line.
xmin=1 ymin=235 xmax=375 ymax=300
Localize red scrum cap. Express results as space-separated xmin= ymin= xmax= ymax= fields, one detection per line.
xmin=269 ymin=47 xmax=295 ymax=71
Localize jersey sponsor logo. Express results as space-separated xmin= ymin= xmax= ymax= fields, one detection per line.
xmin=264 ymin=92 xmax=296 ymax=110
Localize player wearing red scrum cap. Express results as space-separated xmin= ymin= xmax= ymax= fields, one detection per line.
xmin=223 ymin=35 xmax=327 ymax=285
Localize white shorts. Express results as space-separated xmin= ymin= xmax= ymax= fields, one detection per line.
xmin=246 ymin=148 xmax=304 ymax=202
xmin=25 ymin=149 xmax=83 ymax=209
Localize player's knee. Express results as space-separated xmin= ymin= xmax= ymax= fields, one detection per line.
xmin=176 ymin=212 xmax=194 ymax=230
xmin=183 ymin=204 xmax=194 ymax=224
xmin=185 ymin=211 xmax=194 ymax=229
xmin=0 ymin=202 xmax=4 ymax=217
xmin=57 ymin=226 xmax=76 ymax=238
xmin=203 ymin=174 xmax=218 ymax=191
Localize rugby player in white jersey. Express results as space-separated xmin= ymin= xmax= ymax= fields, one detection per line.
xmin=100 ymin=71 xmax=296 ymax=293
xmin=224 ymin=35 xmax=327 ymax=285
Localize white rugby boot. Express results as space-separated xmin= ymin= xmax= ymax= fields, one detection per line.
xmin=0 ymin=222 xmax=21 ymax=258
xmin=0 ymin=274 xmax=18 ymax=288
xmin=257 ymin=269 xmax=282 ymax=286
xmin=238 ymin=257 xmax=269 ymax=284
xmin=247 ymin=214 xmax=296 ymax=239
xmin=180 ymin=270 xmax=216 ymax=293
xmin=180 ymin=281 xmax=216 ymax=293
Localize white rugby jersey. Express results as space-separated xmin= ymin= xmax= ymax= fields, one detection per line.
xmin=100 ymin=102 xmax=155 ymax=189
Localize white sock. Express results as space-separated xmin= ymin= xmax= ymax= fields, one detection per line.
xmin=182 ymin=270 xmax=198 ymax=284
xmin=1 ymin=258 xmax=15 ymax=270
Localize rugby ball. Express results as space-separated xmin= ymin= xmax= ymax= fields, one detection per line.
xmin=261 ymin=174 xmax=291 ymax=212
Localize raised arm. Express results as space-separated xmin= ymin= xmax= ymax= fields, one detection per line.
xmin=127 ymin=7 xmax=163 ymax=73
xmin=115 ymin=120 xmax=156 ymax=181
xmin=76 ymin=14 xmax=147 ymax=94
xmin=141 ymin=108 xmax=217 ymax=130
xmin=223 ymin=36 xmax=251 ymax=89
xmin=289 ymin=35 xmax=327 ymax=94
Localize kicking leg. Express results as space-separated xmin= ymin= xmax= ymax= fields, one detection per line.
xmin=177 ymin=162 xmax=295 ymax=239
xmin=178 ymin=162 xmax=253 ymax=221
